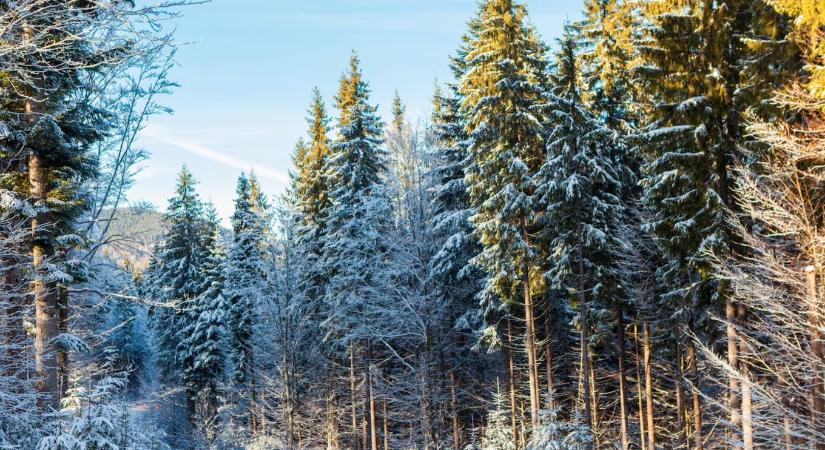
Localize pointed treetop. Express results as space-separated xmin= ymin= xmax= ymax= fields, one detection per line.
xmin=391 ymin=91 xmax=406 ymax=133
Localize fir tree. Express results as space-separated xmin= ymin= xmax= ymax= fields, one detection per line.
xmin=460 ymin=0 xmax=549 ymax=426
xmin=320 ymin=52 xmax=390 ymax=344
xmin=536 ymin=26 xmax=626 ymax=438
xmin=225 ymin=172 xmax=267 ymax=388
xmin=179 ymin=203 xmax=226 ymax=419
xmin=151 ymin=166 xmax=205 ymax=381
xmin=482 ymin=388 xmax=516 ymax=450
xmin=292 ymin=87 xmax=332 ymax=242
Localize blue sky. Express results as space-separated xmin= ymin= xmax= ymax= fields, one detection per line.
xmin=133 ymin=0 xmax=583 ymax=222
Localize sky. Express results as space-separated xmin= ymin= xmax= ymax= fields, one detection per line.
xmin=133 ymin=0 xmax=583 ymax=223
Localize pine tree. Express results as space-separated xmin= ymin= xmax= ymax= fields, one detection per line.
xmin=225 ymin=172 xmax=267 ymax=386
xmin=460 ymin=0 xmax=549 ymax=427
xmin=293 ymin=87 xmax=332 ymax=242
xmin=482 ymin=388 xmax=516 ymax=450
xmin=151 ymin=166 xmax=205 ymax=381
xmin=320 ymin=52 xmax=395 ymax=450
xmin=0 ymin=1 xmax=109 ymax=411
xmin=179 ymin=203 xmax=226 ymax=421
xmin=535 ymin=26 xmax=626 ymax=440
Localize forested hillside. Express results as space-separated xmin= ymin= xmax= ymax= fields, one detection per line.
xmin=1 ymin=0 xmax=824 ymax=449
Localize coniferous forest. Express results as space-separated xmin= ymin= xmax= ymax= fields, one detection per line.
xmin=1 ymin=0 xmax=825 ymax=449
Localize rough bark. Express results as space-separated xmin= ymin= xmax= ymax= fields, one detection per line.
xmin=643 ymin=321 xmax=655 ymax=450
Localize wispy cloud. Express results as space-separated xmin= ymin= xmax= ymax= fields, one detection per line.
xmin=142 ymin=127 xmax=289 ymax=184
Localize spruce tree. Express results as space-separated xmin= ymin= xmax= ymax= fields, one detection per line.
xmin=482 ymin=388 xmax=516 ymax=450
xmin=293 ymin=87 xmax=332 ymax=243
xmin=179 ymin=203 xmax=226 ymax=420
xmin=225 ymin=172 xmax=267 ymax=390
xmin=151 ymin=166 xmax=205 ymax=381
xmin=459 ymin=0 xmax=549 ymax=427
xmin=536 ymin=26 xmax=626 ymax=439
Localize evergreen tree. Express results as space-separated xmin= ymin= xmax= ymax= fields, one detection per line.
xmin=151 ymin=166 xmax=205 ymax=381
xmin=482 ymin=388 xmax=516 ymax=450
xmin=459 ymin=0 xmax=549 ymax=426
xmin=292 ymin=87 xmax=332 ymax=242
xmin=179 ymin=203 xmax=226 ymax=419
xmin=225 ymin=173 xmax=267 ymax=388
xmin=536 ymin=26 xmax=626 ymax=438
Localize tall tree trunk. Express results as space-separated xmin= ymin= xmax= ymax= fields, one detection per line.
xmin=617 ymin=308 xmax=630 ymax=450
xmin=635 ymin=321 xmax=646 ymax=450
xmin=450 ymin=371 xmax=460 ymax=450
xmin=520 ymin=216 xmax=540 ymax=428
xmin=577 ymin=215 xmax=593 ymax=446
xmin=675 ymin=339 xmax=686 ymax=446
xmin=30 ymin=149 xmax=59 ymax=412
xmin=368 ymin=351 xmax=377 ymax=450
xmin=327 ymin=391 xmax=337 ymax=450
xmin=58 ymin=285 xmax=69 ymax=399
xmin=688 ymin=337 xmax=703 ymax=450
xmin=544 ymin=318 xmax=555 ymax=409
xmin=505 ymin=319 xmax=518 ymax=441
xmin=805 ymin=266 xmax=824 ymax=450
xmin=643 ymin=321 xmax=655 ymax=450
xmin=737 ymin=304 xmax=753 ymax=450
xmin=726 ymin=298 xmax=742 ymax=450
xmin=383 ymin=400 xmax=389 ymax=450
xmin=350 ymin=345 xmax=360 ymax=450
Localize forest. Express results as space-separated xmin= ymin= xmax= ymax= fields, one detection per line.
xmin=1 ymin=0 xmax=824 ymax=449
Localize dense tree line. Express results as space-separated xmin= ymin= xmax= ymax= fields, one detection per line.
xmin=1 ymin=0 xmax=825 ymax=449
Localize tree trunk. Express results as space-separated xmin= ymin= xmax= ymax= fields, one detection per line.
xmin=544 ymin=318 xmax=555 ymax=409
xmin=576 ymin=212 xmax=593 ymax=448
xmin=520 ymin=216 xmax=540 ymax=428
xmin=450 ymin=371 xmax=460 ymax=450
xmin=383 ymin=400 xmax=389 ymax=450
xmin=368 ymin=356 xmax=377 ymax=450
xmin=643 ymin=321 xmax=655 ymax=450
xmin=805 ymin=266 xmax=824 ymax=450
xmin=737 ymin=304 xmax=753 ymax=450
xmin=58 ymin=285 xmax=69 ymax=399
xmin=30 ymin=149 xmax=60 ymax=412
xmin=635 ymin=322 xmax=646 ymax=450
xmin=675 ymin=340 xmax=686 ymax=446
xmin=688 ymin=338 xmax=703 ymax=450
xmin=726 ymin=298 xmax=742 ymax=450
xmin=617 ymin=308 xmax=630 ymax=450
xmin=505 ymin=319 xmax=518 ymax=441
xmin=350 ymin=345 xmax=360 ymax=450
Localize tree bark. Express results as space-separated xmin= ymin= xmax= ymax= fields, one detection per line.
xmin=383 ymin=400 xmax=389 ymax=450
xmin=368 ymin=354 xmax=377 ymax=450
xmin=450 ymin=371 xmax=460 ymax=449
xmin=726 ymin=298 xmax=742 ymax=450
xmin=805 ymin=266 xmax=824 ymax=450
xmin=544 ymin=318 xmax=555 ymax=409
xmin=505 ymin=319 xmax=518 ymax=441
xmin=675 ymin=340 xmax=686 ymax=446
xmin=617 ymin=308 xmax=630 ymax=450
xmin=31 ymin=149 xmax=60 ymax=412
xmin=635 ymin=322 xmax=646 ymax=450
xmin=643 ymin=321 xmax=655 ymax=450
xmin=688 ymin=338 xmax=703 ymax=450
xmin=520 ymin=216 xmax=540 ymax=428
xmin=350 ymin=345 xmax=360 ymax=450
xmin=738 ymin=304 xmax=753 ymax=450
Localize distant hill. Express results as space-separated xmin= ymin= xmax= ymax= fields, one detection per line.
xmin=98 ymin=206 xmax=165 ymax=269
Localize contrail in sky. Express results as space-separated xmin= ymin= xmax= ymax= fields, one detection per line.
xmin=142 ymin=127 xmax=289 ymax=184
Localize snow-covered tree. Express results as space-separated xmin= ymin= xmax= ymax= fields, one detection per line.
xmin=535 ymin=26 xmax=626 ymax=436
xmin=179 ymin=203 xmax=226 ymax=428
xmin=482 ymin=388 xmax=516 ymax=450
xmin=459 ymin=0 xmax=549 ymax=427
xmin=224 ymin=171 xmax=268 ymax=429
